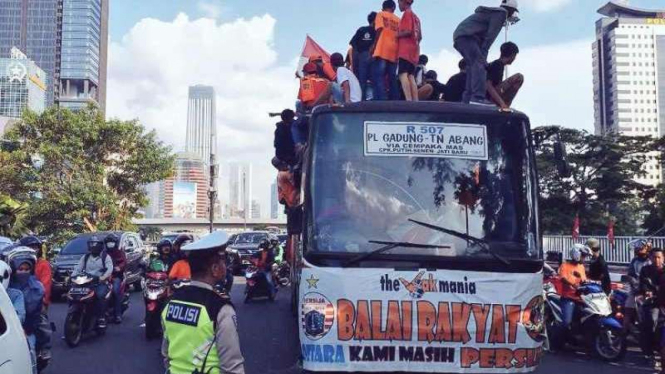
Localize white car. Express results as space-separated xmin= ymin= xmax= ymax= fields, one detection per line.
xmin=0 ymin=286 xmax=31 ymax=374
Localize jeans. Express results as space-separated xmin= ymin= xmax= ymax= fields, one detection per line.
xmin=94 ymin=283 xmax=109 ymax=321
xmin=372 ymin=57 xmax=399 ymax=100
xmin=561 ymin=298 xmax=576 ymax=329
xmin=332 ymin=82 xmax=344 ymax=104
xmin=640 ymin=306 xmax=660 ymax=355
xmin=355 ymin=50 xmax=372 ymax=100
xmin=264 ymin=270 xmax=276 ymax=297
xmin=111 ymin=277 xmax=124 ymax=318
xmin=454 ymin=36 xmax=488 ymax=103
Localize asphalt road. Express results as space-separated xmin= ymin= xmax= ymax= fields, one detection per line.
xmin=46 ymin=277 xmax=655 ymax=374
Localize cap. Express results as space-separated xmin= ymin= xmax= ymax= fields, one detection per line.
xmin=181 ymin=231 xmax=229 ymax=252
xmin=303 ymin=62 xmax=318 ymax=74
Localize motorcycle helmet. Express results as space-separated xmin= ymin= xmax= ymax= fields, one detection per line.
xmin=156 ymin=239 xmax=173 ymax=255
xmin=173 ymin=234 xmax=194 ymax=251
xmin=630 ymin=239 xmax=649 ymax=253
xmin=5 ymin=247 xmax=37 ymax=273
xmin=569 ymin=244 xmax=591 ymax=262
xmin=104 ymin=233 xmax=120 ymax=251
xmin=19 ymin=235 xmax=44 ymax=256
xmin=269 ymin=234 xmax=279 ymax=248
xmin=0 ymin=260 xmax=11 ymax=289
xmin=258 ymin=239 xmax=271 ymax=250
xmin=87 ymin=235 xmax=105 ymax=255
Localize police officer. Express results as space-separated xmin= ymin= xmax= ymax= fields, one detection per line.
xmin=161 ymin=231 xmax=245 ymax=374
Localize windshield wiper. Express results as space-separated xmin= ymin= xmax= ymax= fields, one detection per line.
xmin=342 ymin=240 xmax=451 ymax=267
xmin=408 ymin=219 xmax=511 ymax=265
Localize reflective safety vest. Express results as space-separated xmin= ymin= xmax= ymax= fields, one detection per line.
xmin=162 ymin=285 xmax=230 ymax=374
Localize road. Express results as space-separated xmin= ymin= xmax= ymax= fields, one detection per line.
xmin=46 ymin=277 xmax=655 ymax=374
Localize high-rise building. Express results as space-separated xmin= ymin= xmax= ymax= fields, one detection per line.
xmin=251 ymin=200 xmax=261 ymax=219
xmin=593 ymin=2 xmax=665 ymax=185
xmin=228 ymin=162 xmax=252 ymax=219
xmin=270 ymin=179 xmax=286 ymax=221
xmin=0 ymin=49 xmax=47 ymax=118
xmin=160 ymin=152 xmax=209 ymax=219
xmin=0 ymin=0 xmax=108 ymax=110
xmin=186 ymin=85 xmax=217 ymax=167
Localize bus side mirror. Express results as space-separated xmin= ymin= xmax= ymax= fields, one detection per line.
xmin=553 ymin=141 xmax=571 ymax=178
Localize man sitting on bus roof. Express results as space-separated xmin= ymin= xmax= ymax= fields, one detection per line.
xmin=417 ymin=70 xmax=445 ymax=101
xmin=486 ymin=41 xmax=524 ymax=110
xmin=445 ymin=59 xmax=467 ymax=103
xmin=297 ymin=62 xmax=333 ymax=112
xmin=330 ymin=52 xmax=362 ymax=103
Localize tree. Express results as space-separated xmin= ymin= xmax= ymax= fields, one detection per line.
xmin=0 ymin=194 xmax=29 ymax=238
xmin=0 ymin=106 xmax=174 ymax=244
xmin=534 ymin=126 xmax=656 ymax=235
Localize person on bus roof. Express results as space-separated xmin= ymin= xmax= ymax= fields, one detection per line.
xmin=453 ymin=0 xmax=519 ymax=106
xmin=297 ymin=62 xmax=332 ymax=112
xmin=309 ymin=55 xmax=336 ymax=82
xmin=486 ymin=42 xmax=524 ymax=110
xmin=330 ymin=53 xmax=362 ymax=103
xmin=273 ymin=109 xmax=297 ymax=169
xmin=397 ymin=0 xmax=422 ymax=102
xmin=417 ymin=70 xmax=445 ymax=101
xmin=414 ymin=54 xmax=428 ymax=88
xmin=444 ymin=59 xmax=467 ymax=103
xmin=349 ymin=11 xmax=377 ymax=100
xmin=370 ymin=0 xmax=400 ymax=100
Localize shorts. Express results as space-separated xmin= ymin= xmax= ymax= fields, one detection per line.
xmin=398 ymin=58 xmax=415 ymax=75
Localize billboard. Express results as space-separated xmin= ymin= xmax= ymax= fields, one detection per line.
xmin=173 ymin=182 xmax=197 ymax=219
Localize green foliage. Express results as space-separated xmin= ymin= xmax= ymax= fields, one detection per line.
xmin=0 ymin=194 xmax=29 ymax=238
xmin=0 ymin=106 xmax=174 ymax=244
xmin=534 ymin=126 xmax=657 ymax=236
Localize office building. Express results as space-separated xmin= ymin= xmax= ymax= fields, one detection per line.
xmin=251 ymin=200 xmax=261 ymax=219
xmin=593 ymin=1 xmax=665 ymax=185
xmin=186 ymin=85 xmax=217 ymax=167
xmin=228 ymin=162 xmax=252 ymax=219
xmin=270 ymin=180 xmax=287 ymax=221
xmin=0 ymin=49 xmax=47 ymax=119
xmin=0 ymin=0 xmax=109 ymax=110
xmin=160 ymin=152 xmax=209 ymax=219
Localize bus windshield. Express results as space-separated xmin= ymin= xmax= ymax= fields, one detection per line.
xmin=308 ymin=111 xmax=539 ymax=261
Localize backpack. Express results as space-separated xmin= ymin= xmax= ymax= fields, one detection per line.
xmin=82 ymin=250 xmax=109 ymax=273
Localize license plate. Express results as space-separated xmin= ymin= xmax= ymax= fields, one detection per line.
xmin=242 ymin=260 xmax=250 ymax=264
xmin=69 ymin=287 xmax=89 ymax=295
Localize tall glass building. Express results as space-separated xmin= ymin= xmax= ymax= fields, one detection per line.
xmin=0 ymin=0 xmax=108 ymax=111
xmin=186 ymin=85 xmax=217 ymax=166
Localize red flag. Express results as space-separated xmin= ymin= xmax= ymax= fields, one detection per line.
xmin=572 ymin=215 xmax=580 ymax=240
xmin=301 ymin=35 xmax=330 ymax=62
xmin=608 ymin=219 xmax=615 ymax=249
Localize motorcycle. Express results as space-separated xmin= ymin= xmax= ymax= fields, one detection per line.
xmin=273 ymin=246 xmax=291 ymax=287
xmin=106 ymin=275 xmax=130 ymax=322
xmin=142 ymin=270 xmax=168 ymax=340
xmin=244 ymin=256 xmax=276 ymax=303
xmin=543 ymin=273 xmax=627 ymax=361
xmin=64 ymin=273 xmax=109 ymax=347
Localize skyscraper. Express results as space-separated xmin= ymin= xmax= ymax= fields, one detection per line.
xmin=228 ymin=162 xmax=252 ymax=220
xmin=270 ymin=179 xmax=286 ymax=221
xmin=159 ymin=152 xmax=209 ymax=219
xmin=593 ymin=1 xmax=665 ymax=185
xmin=0 ymin=0 xmax=109 ymax=110
xmin=186 ymin=85 xmax=217 ymax=166
xmin=251 ymin=200 xmax=261 ymax=219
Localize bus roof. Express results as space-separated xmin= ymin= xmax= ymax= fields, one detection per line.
xmin=311 ymin=101 xmax=529 ymax=122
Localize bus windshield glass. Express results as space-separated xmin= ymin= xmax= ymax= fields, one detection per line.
xmin=308 ymin=111 xmax=539 ymax=261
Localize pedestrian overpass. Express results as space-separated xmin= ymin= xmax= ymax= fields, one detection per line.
xmin=133 ymin=218 xmax=287 ymax=234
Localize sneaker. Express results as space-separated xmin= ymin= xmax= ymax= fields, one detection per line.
xmin=469 ymin=99 xmax=497 ymax=107
xmin=96 ymin=317 xmax=107 ymax=329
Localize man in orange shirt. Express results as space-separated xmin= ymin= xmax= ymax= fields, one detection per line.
xmin=309 ymin=55 xmax=336 ymax=81
xmin=558 ymin=244 xmax=591 ymax=331
xmin=370 ymin=0 xmax=400 ymax=100
xmin=397 ymin=0 xmax=421 ymax=101
xmin=298 ymin=62 xmax=332 ymax=111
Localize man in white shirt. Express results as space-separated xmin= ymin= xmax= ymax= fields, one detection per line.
xmin=330 ymin=52 xmax=362 ymax=103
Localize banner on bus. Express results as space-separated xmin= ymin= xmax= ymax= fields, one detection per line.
xmin=299 ymin=267 xmax=544 ymax=373
xmin=364 ymin=122 xmax=488 ymax=160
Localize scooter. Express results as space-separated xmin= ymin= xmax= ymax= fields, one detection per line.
xmin=143 ymin=270 xmax=168 ymax=340
xmin=64 ymin=273 xmax=109 ymax=347
xmin=244 ymin=256 xmax=276 ymax=303
xmin=543 ymin=274 xmax=627 ymax=361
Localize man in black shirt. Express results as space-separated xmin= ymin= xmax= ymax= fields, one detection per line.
xmin=417 ymin=70 xmax=445 ymax=101
xmin=350 ymin=12 xmax=377 ymax=101
xmin=639 ymin=248 xmax=665 ymax=359
xmin=445 ymin=59 xmax=467 ymax=103
xmin=272 ymin=109 xmax=297 ymax=170
xmin=587 ymin=238 xmax=611 ymax=295
xmin=486 ymin=41 xmax=524 ymax=110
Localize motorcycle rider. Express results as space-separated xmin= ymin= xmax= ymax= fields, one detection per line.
xmin=168 ymin=234 xmax=194 ymax=281
xmin=155 ymin=239 xmax=177 ymax=270
xmin=105 ymin=233 xmax=126 ymax=324
xmin=72 ymin=235 xmax=114 ymax=328
xmin=161 ymin=231 xmax=245 ymax=374
xmin=258 ymin=238 xmax=277 ymax=299
xmin=586 ymin=238 xmax=611 ymax=295
xmin=0 ymin=259 xmax=26 ymax=323
xmin=638 ymin=247 xmax=665 ymax=360
xmin=624 ymin=239 xmax=653 ymax=336
xmin=7 ymin=247 xmax=44 ymax=374
xmin=558 ymin=244 xmax=590 ymax=333
xmin=18 ymin=235 xmax=52 ymax=362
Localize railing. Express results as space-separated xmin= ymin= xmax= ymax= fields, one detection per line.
xmin=543 ymin=235 xmax=665 ymax=264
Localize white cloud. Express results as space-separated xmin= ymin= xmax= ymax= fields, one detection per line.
xmin=106 ymin=13 xmax=298 ymax=215
xmin=521 ymin=0 xmax=572 ymax=13
xmin=427 ymin=39 xmax=594 ymax=132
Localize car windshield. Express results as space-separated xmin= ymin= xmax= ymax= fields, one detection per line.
xmin=235 ymin=233 xmax=267 ymax=244
xmin=308 ymin=112 xmax=539 ymax=260
xmin=61 ymin=236 xmax=92 ymax=255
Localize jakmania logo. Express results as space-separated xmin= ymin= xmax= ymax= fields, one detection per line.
xmin=380 ymin=271 xmax=477 ymax=299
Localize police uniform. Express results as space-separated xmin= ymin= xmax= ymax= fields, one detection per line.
xmin=161 ymin=232 xmax=245 ymax=374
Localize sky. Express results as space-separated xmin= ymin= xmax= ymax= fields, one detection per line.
xmin=104 ymin=0 xmax=656 ymax=216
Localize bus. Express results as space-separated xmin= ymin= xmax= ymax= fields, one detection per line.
xmin=292 ymin=101 xmax=545 ymax=373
